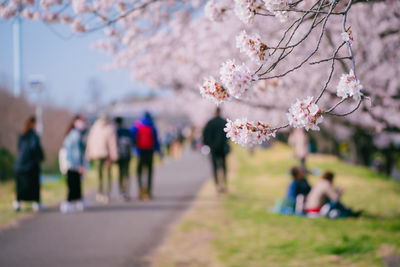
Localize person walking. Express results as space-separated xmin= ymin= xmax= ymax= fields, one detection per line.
xmin=202 ymin=107 xmax=230 ymax=193
xmin=14 ymin=116 xmax=45 ymax=212
xmin=115 ymin=117 xmax=133 ymax=201
xmin=130 ymin=112 xmax=162 ymax=200
xmin=288 ymin=128 xmax=309 ymax=169
xmin=86 ymin=114 xmax=118 ymax=203
xmin=59 ymin=115 xmax=87 ymax=213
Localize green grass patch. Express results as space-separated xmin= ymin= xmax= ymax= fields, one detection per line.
xmin=214 ymin=142 xmax=400 ymax=266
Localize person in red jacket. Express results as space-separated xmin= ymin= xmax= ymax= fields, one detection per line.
xmin=130 ymin=112 xmax=162 ymax=200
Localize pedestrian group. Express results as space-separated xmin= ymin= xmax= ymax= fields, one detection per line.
xmin=14 ymin=111 xmax=163 ymax=213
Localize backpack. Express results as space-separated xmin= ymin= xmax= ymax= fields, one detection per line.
xmin=118 ymin=135 xmax=132 ymax=159
xmin=136 ymin=124 xmax=155 ymax=150
xmin=58 ymin=147 xmax=69 ymax=175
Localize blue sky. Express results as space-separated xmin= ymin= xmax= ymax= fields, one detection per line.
xmin=0 ymin=19 xmax=148 ymax=110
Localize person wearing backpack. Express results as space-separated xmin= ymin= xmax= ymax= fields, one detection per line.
xmin=130 ymin=112 xmax=162 ymax=200
xmin=115 ymin=117 xmax=133 ymax=201
xmin=86 ymin=113 xmax=119 ymax=203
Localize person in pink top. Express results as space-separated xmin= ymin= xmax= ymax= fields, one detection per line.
xmin=86 ymin=114 xmax=119 ymax=203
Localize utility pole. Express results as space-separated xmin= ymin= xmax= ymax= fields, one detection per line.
xmin=29 ymin=76 xmax=45 ymax=136
xmin=13 ymin=15 xmax=22 ymax=97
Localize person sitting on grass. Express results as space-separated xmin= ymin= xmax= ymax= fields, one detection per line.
xmin=287 ymin=167 xmax=311 ymax=200
xmin=305 ymin=171 xmax=361 ymax=218
xmin=286 ymin=166 xmax=311 ymax=214
xmin=274 ymin=166 xmax=311 ymax=215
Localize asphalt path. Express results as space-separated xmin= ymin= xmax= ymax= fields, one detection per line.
xmin=0 ymin=149 xmax=210 ymax=267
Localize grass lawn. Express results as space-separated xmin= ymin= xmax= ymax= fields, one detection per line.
xmin=212 ymin=142 xmax=400 ymax=266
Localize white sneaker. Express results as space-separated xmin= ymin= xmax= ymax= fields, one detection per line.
xmin=60 ymin=202 xmax=74 ymax=213
xmin=328 ymin=209 xmax=340 ymax=219
xmin=12 ymin=200 xmax=21 ymax=211
xmin=32 ymin=202 xmax=44 ymax=212
xmin=320 ymin=204 xmax=331 ymax=216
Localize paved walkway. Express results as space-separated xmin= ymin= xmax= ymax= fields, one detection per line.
xmin=0 ymin=149 xmax=210 ymax=267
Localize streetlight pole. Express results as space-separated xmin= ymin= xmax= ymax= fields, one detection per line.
xmin=13 ymin=15 xmax=22 ymax=97
xmin=29 ymin=76 xmax=45 ymax=136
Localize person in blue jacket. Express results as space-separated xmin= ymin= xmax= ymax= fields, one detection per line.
xmin=60 ymin=115 xmax=87 ymax=213
xmin=287 ymin=166 xmax=311 ymax=201
xmin=284 ymin=166 xmax=311 ymax=214
xmin=130 ymin=112 xmax=162 ymax=200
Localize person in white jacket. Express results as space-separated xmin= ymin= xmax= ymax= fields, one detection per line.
xmin=288 ymin=128 xmax=309 ymax=169
xmin=86 ymin=114 xmax=119 ymax=203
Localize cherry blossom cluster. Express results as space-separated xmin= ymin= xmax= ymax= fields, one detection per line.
xmin=199 ymin=76 xmax=231 ymax=105
xmin=236 ymin=30 xmax=269 ymax=63
xmin=71 ymin=19 xmax=85 ymax=33
xmin=336 ymin=69 xmax=363 ymax=101
xmin=287 ymin=96 xmax=323 ymax=131
xmin=0 ymin=0 xmax=131 ymax=33
xmin=234 ymin=0 xmax=264 ymax=24
xmin=0 ymin=3 xmax=16 ymax=19
xmin=224 ymin=118 xmax=276 ymax=146
xmin=205 ymin=0 xmax=228 ymax=22
xmin=232 ymin=0 xmax=288 ymax=24
xmin=219 ymin=59 xmax=258 ymax=98
xmin=341 ymin=26 xmax=354 ymax=45
xmin=264 ymin=0 xmax=289 ymax=22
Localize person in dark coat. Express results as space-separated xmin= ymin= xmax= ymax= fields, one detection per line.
xmin=202 ymin=108 xmax=230 ymax=193
xmin=115 ymin=117 xmax=133 ymax=201
xmin=14 ymin=116 xmax=45 ymax=211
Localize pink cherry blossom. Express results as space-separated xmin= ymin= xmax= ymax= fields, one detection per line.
xmin=287 ymin=96 xmax=323 ymax=131
xmin=236 ymin=30 xmax=269 ymax=63
xmin=224 ymin=118 xmax=276 ymax=146
xmin=219 ymin=59 xmax=258 ymax=99
xmin=200 ymin=76 xmax=231 ymax=105
xmin=336 ymin=69 xmax=363 ymax=101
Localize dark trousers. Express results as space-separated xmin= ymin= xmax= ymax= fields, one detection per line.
xmin=67 ymin=170 xmax=82 ymax=201
xmin=330 ymin=201 xmax=356 ymax=217
xmin=16 ymin=166 xmax=40 ymax=202
xmin=137 ymin=150 xmax=154 ymax=194
xmin=210 ymin=152 xmax=227 ymax=187
xmin=97 ymin=158 xmax=112 ymax=196
xmin=118 ymin=158 xmax=130 ymax=194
